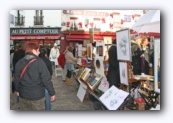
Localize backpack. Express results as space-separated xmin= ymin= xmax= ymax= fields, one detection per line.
xmin=57 ymin=51 xmax=65 ymax=69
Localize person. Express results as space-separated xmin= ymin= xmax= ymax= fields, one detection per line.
xmin=107 ymin=39 xmax=120 ymax=88
xmin=10 ymin=46 xmax=19 ymax=78
xmin=64 ymin=46 xmax=78 ymax=86
xmin=133 ymin=36 xmax=149 ymax=75
xmin=60 ymin=48 xmax=68 ymax=82
xmin=131 ymin=35 xmax=142 ymax=75
xmin=13 ymin=42 xmax=25 ymax=71
xmin=14 ymin=42 xmax=56 ymax=110
xmin=12 ymin=43 xmax=25 ymax=101
xmin=49 ymin=43 xmax=60 ymax=69
xmin=39 ymin=48 xmax=53 ymax=110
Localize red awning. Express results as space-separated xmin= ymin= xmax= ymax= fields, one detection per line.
xmin=10 ymin=35 xmax=60 ymax=40
xmin=66 ymin=35 xmax=115 ymax=40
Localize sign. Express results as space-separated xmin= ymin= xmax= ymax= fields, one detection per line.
xmin=64 ymin=10 xmax=109 ymax=17
xmin=10 ymin=28 xmax=61 ymax=35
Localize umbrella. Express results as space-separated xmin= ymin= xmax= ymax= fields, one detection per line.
xmin=131 ymin=10 xmax=160 ymax=33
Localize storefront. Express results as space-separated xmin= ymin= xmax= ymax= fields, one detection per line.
xmin=10 ymin=27 xmax=61 ymax=48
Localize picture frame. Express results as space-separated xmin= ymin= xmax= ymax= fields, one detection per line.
xmin=104 ymin=37 xmax=112 ymax=44
xmin=116 ymin=28 xmax=131 ymax=61
xmin=119 ymin=62 xmax=128 ymax=85
xmin=96 ymin=42 xmax=105 ymax=60
xmin=87 ymin=43 xmax=92 ymax=60
xmin=154 ymin=38 xmax=160 ymax=94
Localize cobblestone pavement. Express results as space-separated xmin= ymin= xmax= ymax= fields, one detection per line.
xmin=10 ymin=71 xmax=95 ymax=111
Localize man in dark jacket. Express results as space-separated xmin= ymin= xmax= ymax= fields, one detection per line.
xmin=14 ymin=42 xmax=55 ymax=110
xmin=13 ymin=43 xmax=25 ymax=71
xmin=107 ymin=39 xmax=120 ymax=88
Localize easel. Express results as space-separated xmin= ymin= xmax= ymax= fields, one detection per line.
xmin=119 ymin=61 xmax=133 ymax=93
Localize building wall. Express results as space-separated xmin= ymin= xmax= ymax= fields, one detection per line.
xmin=61 ymin=10 xmax=144 ymax=32
xmin=10 ymin=10 xmax=62 ymax=27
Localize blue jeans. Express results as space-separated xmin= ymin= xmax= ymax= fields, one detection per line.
xmin=45 ymin=89 xmax=51 ymax=110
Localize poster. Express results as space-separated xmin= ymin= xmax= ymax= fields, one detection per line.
xmin=96 ymin=41 xmax=105 ymax=60
xmin=94 ymin=58 xmax=105 ymax=76
xmin=87 ymin=43 xmax=93 ymax=60
xmin=116 ymin=28 xmax=131 ymax=61
xmin=119 ymin=62 xmax=128 ymax=85
xmin=99 ymin=85 xmax=129 ymax=110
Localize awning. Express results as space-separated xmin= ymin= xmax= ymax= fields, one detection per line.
xmin=10 ymin=35 xmax=60 ymax=40
xmin=66 ymin=35 xmax=115 ymax=40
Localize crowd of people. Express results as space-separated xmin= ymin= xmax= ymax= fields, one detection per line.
xmin=10 ymin=41 xmax=78 ymax=110
xmin=10 ymin=34 xmax=154 ymax=110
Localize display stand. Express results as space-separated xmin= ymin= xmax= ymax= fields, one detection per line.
xmin=80 ymin=79 xmax=134 ymax=110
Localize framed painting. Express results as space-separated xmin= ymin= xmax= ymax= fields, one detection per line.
xmin=116 ymin=28 xmax=131 ymax=61
xmin=119 ymin=62 xmax=128 ymax=85
xmin=87 ymin=43 xmax=92 ymax=60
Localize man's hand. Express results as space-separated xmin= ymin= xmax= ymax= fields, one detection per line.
xmin=50 ymin=95 xmax=56 ymax=102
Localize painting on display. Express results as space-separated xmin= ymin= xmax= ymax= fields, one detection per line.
xmin=104 ymin=37 xmax=112 ymax=45
xmin=96 ymin=42 xmax=105 ymax=60
xmin=116 ymin=28 xmax=131 ymax=61
xmin=94 ymin=58 xmax=105 ymax=76
xmin=119 ymin=62 xmax=128 ymax=85
xmin=99 ymin=85 xmax=129 ymax=110
xmin=87 ymin=43 xmax=93 ymax=60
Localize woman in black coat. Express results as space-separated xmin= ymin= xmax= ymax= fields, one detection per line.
xmin=107 ymin=40 xmax=120 ymax=88
xmin=132 ymin=36 xmax=149 ymax=75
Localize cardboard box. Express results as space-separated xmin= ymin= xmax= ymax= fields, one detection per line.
xmin=134 ymin=98 xmax=145 ymax=110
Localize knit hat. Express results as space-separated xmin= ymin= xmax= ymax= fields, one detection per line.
xmin=54 ymin=43 xmax=58 ymax=47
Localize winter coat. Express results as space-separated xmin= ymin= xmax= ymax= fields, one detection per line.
xmin=14 ymin=53 xmax=55 ymax=100
xmin=13 ymin=49 xmax=25 ymax=71
xmin=132 ymin=46 xmax=149 ymax=75
xmin=49 ymin=47 xmax=60 ymax=65
xmin=65 ymin=50 xmax=77 ymax=71
xmin=58 ymin=51 xmax=65 ymax=69
xmin=107 ymin=44 xmax=120 ymax=88
xmin=41 ymin=57 xmax=53 ymax=76
xmin=65 ymin=51 xmax=77 ymax=64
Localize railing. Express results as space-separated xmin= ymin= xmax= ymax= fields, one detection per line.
xmin=34 ymin=16 xmax=44 ymax=25
xmin=15 ymin=16 xmax=25 ymax=26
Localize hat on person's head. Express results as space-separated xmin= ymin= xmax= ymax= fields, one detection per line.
xmin=54 ymin=43 xmax=58 ymax=47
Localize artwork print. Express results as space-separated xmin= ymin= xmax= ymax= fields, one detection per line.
xmin=94 ymin=58 xmax=105 ymax=76
xmin=119 ymin=62 xmax=128 ymax=85
xmin=87 ymin=43 xmax=92 ymax=60
xmin=99 ymin=46 xmax=103 ymax=56
xmin=116 ymin=29 xmax=131 ymax=61
xmin=96 ymin=42 xmax=105 ymax=60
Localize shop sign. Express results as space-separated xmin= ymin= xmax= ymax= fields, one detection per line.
xmin=10 ymin=28 xmax=61 ymax=35
xmin=63 ymin=10 xmax=109 ymax=17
